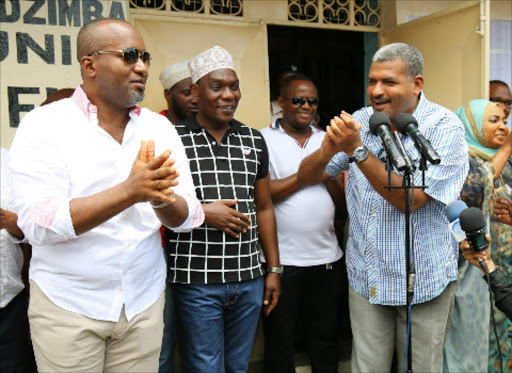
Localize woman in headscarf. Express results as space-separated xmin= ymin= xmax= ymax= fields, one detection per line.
xmin=443 ymin=99 xmax=511 ymax=373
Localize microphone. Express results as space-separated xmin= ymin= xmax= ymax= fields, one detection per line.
xmin=369 ymin=112 xmax=407 ymax=171
xmin=445 ymin=200 xmax=468 ymax=242
xmin=459 ymin=207 xmax=487 ymax=252
xmin=395 ymin=113 xmax=441 ymax=165
xmin=393 ymin=131 xmax=416 ymax=174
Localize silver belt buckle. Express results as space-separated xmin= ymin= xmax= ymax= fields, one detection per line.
xmin=326 ymin=263 xmax=333 ymax=270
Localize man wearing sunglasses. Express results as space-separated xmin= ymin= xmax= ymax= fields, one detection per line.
xmin=9 ymin=19 xmax=204 ymax=372
xmin=261 ymin=74 xmax=345 ymax=373
xmin=298 ymin=43 xmax=468 ymax=373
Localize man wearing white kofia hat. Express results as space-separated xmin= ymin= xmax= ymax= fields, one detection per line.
xmin=159 ymin=60 xmax=198 ymax=125
xmin=158 ymin=60 xmax=197 ymax=373
xmin=164 ymin=46 xmax=281 ymax=373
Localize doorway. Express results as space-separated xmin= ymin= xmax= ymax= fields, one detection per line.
xmin=267 ymin=25 xmax=369 ymax=129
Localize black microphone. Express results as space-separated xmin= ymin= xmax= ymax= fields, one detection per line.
xmin=459 ymin=207 xmax=487 ymax=252
xmin=393 ymin=131 xmax=416 ymax=174
xmin=395 ymin=113 xmax=441 ymax=165
xmin=369 ymin=112 xmax=407 ymax=171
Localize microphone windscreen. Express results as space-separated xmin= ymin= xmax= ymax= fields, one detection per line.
xmin=460 ymin=207 xmax=485 ymax=232
xmin=445 ymin=200 xmax=468 ymax=222
xmin=395 ymin=113 xmax=418 ymax=135
xmin=369 ymin=112 xmax=391 ymax=135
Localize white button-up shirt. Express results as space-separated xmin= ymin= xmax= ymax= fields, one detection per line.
xmin=9 ymin=86 xmax=204 ymax=321
xmin=1 ymin=148 xmax=25 ymax=308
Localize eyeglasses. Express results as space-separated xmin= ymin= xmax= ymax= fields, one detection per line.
xmin=88 ymin=47 xmax=151 ymax=67
xmin=283 ymin=97 xmax=319 ymax=107
xmin=490 ymin=97 xmax=512 ymax=107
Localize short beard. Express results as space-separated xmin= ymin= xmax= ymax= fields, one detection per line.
xmin=130 ymin=91 xmax=145 ymax=105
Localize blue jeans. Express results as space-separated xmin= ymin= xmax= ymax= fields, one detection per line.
xmin=173 ymin=276 xmax=264 ymax=373
xmin=158 ymin=284 xmax=176 ymax=373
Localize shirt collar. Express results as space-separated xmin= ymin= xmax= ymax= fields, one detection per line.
xmin=182 ymin=114 xmax=243 ymax=135
xmin=71 ymin=84 xmax=142 ymax=120
xmin=411 ymin=91 xmax=425 ymax=123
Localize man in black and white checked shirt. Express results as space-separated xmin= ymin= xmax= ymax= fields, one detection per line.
xmin=164 ymin=46 xmax=281 ymax=373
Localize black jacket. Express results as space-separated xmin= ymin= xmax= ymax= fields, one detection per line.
xmin=488 ymin=269 xmax=512 ymax=320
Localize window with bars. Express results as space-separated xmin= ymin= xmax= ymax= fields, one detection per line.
xmin=129 ymin=0 xmax=243 ymax=16
xmin=288 ymin=0 xmax=381 ymax=28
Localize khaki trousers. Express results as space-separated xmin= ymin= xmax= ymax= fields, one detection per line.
xmin=349 ymin=281 xmax=456 ymax=373
xmin=29 ymin=281 xmax=164 ymax=373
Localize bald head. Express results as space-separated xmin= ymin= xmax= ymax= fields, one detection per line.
xmin=77 ymin=18 xmax=134 ymax=62
xmin=77 ymin=19 xmax=148 ymax=110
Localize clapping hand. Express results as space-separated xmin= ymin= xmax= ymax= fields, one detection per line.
xmin=126 ymin=140 xmax=180 ymax=206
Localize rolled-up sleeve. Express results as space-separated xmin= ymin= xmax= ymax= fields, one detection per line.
xmin=415 ymin=112 xmax=469 ymax=206
xmin=8 ymin=109 xmax=77 ymax=246
xmin=326 ymin=152 xmax=349 ymax=179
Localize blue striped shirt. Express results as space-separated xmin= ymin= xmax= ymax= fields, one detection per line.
xmin=326 ymin=93 xmax=469 ymax=305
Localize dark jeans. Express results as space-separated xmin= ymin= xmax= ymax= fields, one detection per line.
xmin=159 ymin=284 xmax=177 ymax=373
xmin=159 ymin=246 xmax=177 ymax=373
xmin=0 ymin=291 xmax=32 ymax=373
xmin=263 ymin=259 xmax=343 ymax=373
xmin=173 ymin=277 xmax=264 ymax=373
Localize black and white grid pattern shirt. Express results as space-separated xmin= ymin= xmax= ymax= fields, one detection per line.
xmin=165 ymin=115 xmax=269 ymax=285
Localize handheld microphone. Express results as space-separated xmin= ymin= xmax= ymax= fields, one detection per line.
xmin=395 ymin=113 xmax=441 ymax=165
xmin=459 ymin=207 xmax=487 ymax=252
xmin=369 ymin=112 xmax=407 ymax=171
xmin=445 ymin=200 xmax=468 ymax=242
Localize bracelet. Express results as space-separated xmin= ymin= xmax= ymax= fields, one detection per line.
xmin=267 ymin=266 xmax=283 ymax=276
xmin=151 ymin=201 xmax=171 ymax=209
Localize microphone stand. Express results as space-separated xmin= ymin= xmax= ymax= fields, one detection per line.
xmin=386 ymin=135 xmax=429 ymax=373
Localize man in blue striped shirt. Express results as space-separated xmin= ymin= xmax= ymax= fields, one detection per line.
xmin=298 ymin=43 xmax=468 ymax=373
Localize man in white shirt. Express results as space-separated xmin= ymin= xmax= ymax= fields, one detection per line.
xmin=261 ymin=74 xmax=345 ymax=372
xmin=9 ymin=18 xmax=204 ymax=373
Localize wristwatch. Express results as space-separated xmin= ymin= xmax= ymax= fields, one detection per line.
xmin=267 ymin=266 xmax=283 ymax=276
xmin=349 ymin=145 xmax=369 ymax=163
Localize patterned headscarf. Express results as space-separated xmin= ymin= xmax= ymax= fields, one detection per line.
xmin=188 ymin=46 xmax=236 ymax=83
xmin=455 ymin=99 xmax=501 ymax=160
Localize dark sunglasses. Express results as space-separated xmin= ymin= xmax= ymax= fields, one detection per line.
xmin=283 ymin=97 xmax=319 ymax=107
xmin=490 ymin=97 xmax=512 ymax=107
xmin=88 ymin=47 xmax=151 ymax=67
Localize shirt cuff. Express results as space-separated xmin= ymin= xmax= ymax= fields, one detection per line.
xmin=29 ymin=197 xmax=76 ymax=242
xmin=326 ymin=152 xmax=349 ymax=179
xmin=169 ymin=193 xmax=204 ymax=232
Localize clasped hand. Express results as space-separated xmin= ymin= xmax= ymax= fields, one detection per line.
xmin=323 ymin=111 xmax=363 ymax=157
xmin=126 ymin=140 xmax=179 ymax=206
